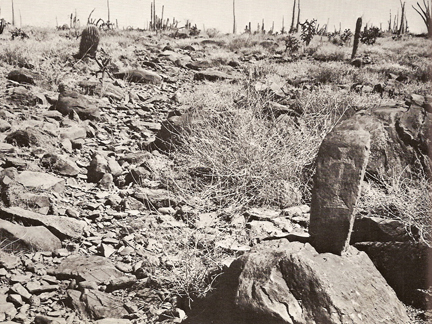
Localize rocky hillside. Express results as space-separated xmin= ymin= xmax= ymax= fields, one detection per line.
xmin=0 ymin=28 xmax=430 ymax=324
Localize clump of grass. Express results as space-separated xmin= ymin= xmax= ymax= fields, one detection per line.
xmin=358 ymin=169 xmax=431 ymax=245
xmin=312 ymin=44 xmax=347 ymax=61
xmin=170 ymin=81 xmax=360 ymax=211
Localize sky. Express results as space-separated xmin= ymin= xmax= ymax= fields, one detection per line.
xmin=0 ymin=0 xmax=428 ymax=34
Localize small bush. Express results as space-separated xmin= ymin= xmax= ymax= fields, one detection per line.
xmin=284 ymin=35 xmax=300 ymax=53
xmin=360 ymin=26 xmax=382 ymax=45
xmin=206 ymin=28 xmax=220 ymax=38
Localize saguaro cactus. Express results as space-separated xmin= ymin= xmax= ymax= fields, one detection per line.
xmin=351 ymin=17 xmax=362 ymax=60
xmin=76 ymin=25 xmax=100 ymax=59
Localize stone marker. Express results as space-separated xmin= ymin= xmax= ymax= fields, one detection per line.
xmin=309 ymin=120 xmax=370 ymax=255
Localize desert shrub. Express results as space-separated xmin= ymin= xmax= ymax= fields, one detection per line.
xmin=206 ymin=28 xmax=220 ymax=38
xmin=227 ymin=35 xmax=256 ymax=51
xmin=284 ymin=35 xmax=300 ymax=53
xmin=360 ymin=26 xmax=382 ymax=45
xmin=340 ymin=29 xmax=353 ymax=45
xmin=171 ymin=82 xmax=355 ymax=210
xmin=358 ymin=170 xmax=431 ymax=245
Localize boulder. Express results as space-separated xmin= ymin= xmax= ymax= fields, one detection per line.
xmin=354 ymin=241 xmax=431 ymax=308
xmin=87 ymin=153 xmax=108 ymax=183
xmin=309 ymin=118 xmax=370 ymax=255
xmin=5 ymin=128 xmax=48 ymax=148
xmin=40 ymin=153 xmax=80 ymax=176
xmin=0 ymin=207 xmax=87 ymax=239
xmin=8 ymin=86 xmax=38 ymax=106
xmin=351 ymin=215 xmax=411 ymax=243
xmin=0 ymin=219 xmax=61 ymax=252
xmin=16 ymin=171 xmax=65 ymax=193
xmin=52 ymin=255 xmax=124 ymax=284
xmin=67 ymin=289 xmax=128 ymax=320
xmin=7 ymin=69 xmax=41 ymax=85
xmin=0 ymin=302 xmax=17 ymax=322
xmin=55 ymin=84 xmax=100 ymax=120
xmin=0 ymin=251 xmax=21 ymax=269
xmin=114 ymin=69 xmax=162 ymax=85
xmin=184 ymin=241 xmax=410 ymax=324
xmin=1 ymin=182 xmax=51 ymax=213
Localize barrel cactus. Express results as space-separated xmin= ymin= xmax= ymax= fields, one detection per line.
xmin=76 ymin=25 xmax=100 ymax=59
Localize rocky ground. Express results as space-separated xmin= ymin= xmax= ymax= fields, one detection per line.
xmin=0 ymin=29 xmax=431 ymax=324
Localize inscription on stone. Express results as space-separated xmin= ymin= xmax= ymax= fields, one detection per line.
xmin=310 ymin=121 xmax=370 ymax=255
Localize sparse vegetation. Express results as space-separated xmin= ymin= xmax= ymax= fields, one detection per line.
xmin=0 ymin=21 xmax=430 ymax=323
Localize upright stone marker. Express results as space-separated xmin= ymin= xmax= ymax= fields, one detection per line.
xmin=310 ymin=120 xmax=370 ymax=255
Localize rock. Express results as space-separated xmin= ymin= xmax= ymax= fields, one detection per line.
xmin=309 ymin=119 xmax=370 ymax=255
xmin=98 ymin=173 xmax=114 ymax=190
xmin=352 ymin=104 xmax=431 ymax=177
xmin=245 ymin=208 xmax=280 ymax=221
xmin=133 ymin=187 xmax=177 ymax=208
xmin=0 ymin=302 xmax=17 ymax=322
xmin=7 ymin=69 xmax=41 ymax=85
xmin=106 ymin=276 xmax=137 ymax=292
xmin=67 ymin=289 xmax=128 ymax=320
xmin=87 ymin=153 xmax=108 ymax=183
xmin=59 ymin=124 xmax=87 ymax=141
xmin=194 ymin=70 xmax=233 ymax=82
xmin=0 ymin=219 xmax=62 ymax=252
xmin=0 ymin=143 xmax=15 ymax=153
xmin=34 ymin=315 xmax=67 ymax=324
xmin=56 ymin=84 xmax=100 ymax=120
xmin=354 ymin=241 xmax=430 ymax=308
xmin=10 ymin=283 xmax=32 ymax=300
xmin=95 ymin=319 xmax=131 ymax=324
xmin=0 ymin=206 xmax=87 ymax=239
xmin=9 ymin=86 xmax=38 ymax=106
xmin=16 ymin=171 xmax=65 ymax=193
xmin=184 ymin=241 xmax=410 ymax=324
xmin=0 ymin=251 xmax=21 ymax=269
xmin=106 ymin=157 xmax=122 ymax=177
xmin=0 ymin=120 xmax=11 ymax=132
xmin=351 ymin=215 xmax=411 ymax=243
xmin=1 ymin=181 xmax=51 ymax=213
xmin=40 ymin=153 xmax=80 ymax=176
xmin=114 ymin=69 xmax=162 ymax=85
xmin=5 ymin=128 xmax=47 ymax=147
xmin=186 ymin=60 xmax=214 ymax=71
xmin=351 ymin=58 xmax=363 ymax=68
xmin=52 ymin=255 xmax=124 ymax=284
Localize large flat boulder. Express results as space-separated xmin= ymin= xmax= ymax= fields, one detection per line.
xmin=51 ymin=255 xmax=124 ymax=284
xmin=67 ymin=289 xmax=128 ymax=320
xmin=16 ymin=171 xmax=65 ymax=193
xmin=0 ymin=207 xmax=87 ymax=239
xmin=0 ymin=219 xmax=61 ymax=252
xmin=184 ymin=241 xmax=410 ymax=324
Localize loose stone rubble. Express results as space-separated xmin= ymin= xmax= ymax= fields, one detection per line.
xmin=0 ymin=32 xmax=430 ymax=324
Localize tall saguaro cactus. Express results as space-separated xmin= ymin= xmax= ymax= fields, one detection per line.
xmin=412 ymin=0 xmax=431 ymax=37
xmin=11 ymin=0 xmax=15 ymax=26
xmin=351 ymin=17 xmax=362 ymax=60
xmin=289 ymin=0 xmax=296 ymax=33
xmin=233 ymin=0 xmax=236 ymax=34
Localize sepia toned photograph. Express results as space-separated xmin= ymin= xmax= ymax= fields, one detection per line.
xmin=0 ymin=1 xmax=430 ymax=323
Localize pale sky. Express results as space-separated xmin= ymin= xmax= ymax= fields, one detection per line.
xmin=0 ymin=0 xmax=428 ymax=33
